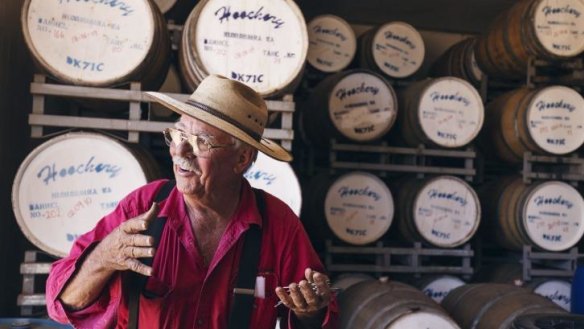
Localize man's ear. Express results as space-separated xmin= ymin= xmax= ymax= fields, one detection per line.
xmin=234 ymin=146 xmax=255 ymax=174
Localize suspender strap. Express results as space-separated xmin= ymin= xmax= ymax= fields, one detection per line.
xmin=227 ymin=188 xmax=265 ymax=329
xmin=128 ymin=180 xmax=175 ymax=329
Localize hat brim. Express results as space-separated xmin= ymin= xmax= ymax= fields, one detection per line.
xmin=145 ymin=92 xmax=293 ymax=162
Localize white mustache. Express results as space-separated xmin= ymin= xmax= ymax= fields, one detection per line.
xmin=172 ymin=156 xmax=201 ymax=175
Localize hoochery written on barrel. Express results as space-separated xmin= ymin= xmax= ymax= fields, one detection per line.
xmin=415 ymin=275 xmax=466 ymax=303
xmin=21 ymin=0 xmax=170 ymax=89
xmin=306 ymin=15 xmax=356 ymax=73
xmin=357 ymin=21 xmax=425 ymax=79
xmin=339 ymin=279 xmax=460 ymax=329
xmin=398 ymin=77 xmax=484 ymax=148
xmin=301 ymin=69 xmax=398 ymax=147
xmin=396 ymin=175 xmax=481 ymax=248
xmin=475 ymin=0 xmax=584 ymax=79
xmin=244 ymin=152 xmax=302 ymax=216
xmin=180 ymin=0 xmax=308 ymax=97
xmin=442 ymin=283 xmax=566 ymax=329
xmin=480 ymin=177 xmax=584 ymax=252
xmin=482 ymin=86 xmax=584 ymax=163
xmin=11 ymin=132 xmax=157 ymax=257
xmin=324 ymin=171 xmax=394 ymax=245
xmin=528 ymin=279 xmax=572 ymax=311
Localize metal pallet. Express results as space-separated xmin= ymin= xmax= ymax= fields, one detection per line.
xmin=521 ymin=245 xmax=582 ymax=281
xmin=522 ymin=151 xmax=584 ymax=186
xmin=28 ymin=74 xmax=296 ymax=150
xmin=325 ymin=240 xmax=474 ymax=279
xmin=329 ymin=139 xmax=477 ymax=181
xmin=18 ymin=250 xmax=53 ymax=316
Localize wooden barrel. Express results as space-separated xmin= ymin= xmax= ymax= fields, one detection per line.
xmin=332 ymin=273 xmax=374 ymax=295
xmin=482 ymin=86 xmax=584 ymax=163
xmin=179 ymin=0 xmax=308 ymax=98
xmin=430 ymin=37 xmax=483 ymax=87
xmin=475 ymin=0 xmax=584 ymax=80
xmin=21 ymin=0 xmax=170 ymax=90
xmin=398 ymin=77 xmax=484 ymax=148
xmin=11 ymin=132 xmax=159 ymax=257
xmin=396 ymin=175 xmax=481 ymax=248
xmin=513 ymin=313 xmax=584 ymax=329
xmin=150 ymin=64 xmax=183 ymax=118
xmin=301 ymin=69 xmax=398 ymax=147
xmin=479 ymin=176 xmax=584 ymax=251
xmin=441 ymin=283 xmax=566 ymax=329
xmin=474 ymin=262 xmax=572 ymax=311
xmin=357 ymin=21 xmax=425 ymax=79
xmin=340 ymin=278 xmax=460 ymax=329
xmin=244 ymin=152 xmax=302 ymax=216
xmin=324 ymin=171 xmax=394 ymax=245
xmin=415 ymin=275 xmax=466 ymax=303
xmin=306 ymin=15 xmax=357 ymax=73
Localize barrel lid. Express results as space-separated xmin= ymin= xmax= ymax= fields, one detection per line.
xmin=513 ymin=313 xmax=584 ymax=329
xmin=307 ymin=15 xmax=356 ymax=73
xmin=417 ymin=77 xmax=484 ymax=148
xmin=522 ymin=180 xmax=584 ymax=251
xmin=22 ymin=0 xmax=156 ymax=86
xmin=526 ymin=86 xmax=584 ymax=155
xmin=420 ymin=275 xmax=466 ymax=303
xmin=244 ymin=152 xmax=302 ymax=216
xmin=531 ymin=279 xmax=572 ymax=311
xmin=324 ymin=171 xmax=394 ymax=245
xmin=388 ymin=312 xmax=459 ymax=329
xmin=413 ymin=176 xmax=481 ymax=248
xmin=327 ymin=71 xmax=398 ymax=142
xmin=189 ymin=0 xmax=308 ymax=97
xmin=532 ymin=0 xmax=584 ymax=58
xmin=370 ymin=21 xmax=425 ymax=78
xmin=12 ymin=132 xmax=149 ymax=257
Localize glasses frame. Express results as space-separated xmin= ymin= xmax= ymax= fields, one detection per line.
xmin=163 ymin=127 xmax=234 ymax=157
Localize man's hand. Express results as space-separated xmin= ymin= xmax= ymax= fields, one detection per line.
xmin=275 ymin=268 xmax=332 ymax=318
xmin=93 ymin=203 xmax=159 ymax=276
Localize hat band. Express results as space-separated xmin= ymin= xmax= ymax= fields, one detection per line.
xmin=186 ymin=99 xmax=262 ymax=141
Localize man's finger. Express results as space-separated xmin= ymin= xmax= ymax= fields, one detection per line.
xmin=123 ymin=246 xmax=155 ymax=259
xmin=125 ymin=258 xmax=153 ymax=276
xmin=275 ymin=287 xmax=295 ymax=309
xmin=121 ymin=203 xmax=160 ymax=234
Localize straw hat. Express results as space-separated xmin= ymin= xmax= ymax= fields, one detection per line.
xmin=145 ymin=75 xmax=292 ymax=162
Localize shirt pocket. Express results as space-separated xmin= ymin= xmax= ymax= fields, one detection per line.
xmin=252 ymin=271 xmax=280 ymax=321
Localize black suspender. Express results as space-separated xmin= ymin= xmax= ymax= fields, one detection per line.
xmin=128 ymin=179 xmax=175 ymax=329
xmin=227 ymin=188 xmax=265 ymax=329
xmin=128 ymin=181 xmax=264 ymax=329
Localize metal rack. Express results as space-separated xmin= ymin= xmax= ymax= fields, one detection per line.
xmin=325 ymin=240 xmax=474 ymax=279
xmin=521 ymin=245 xmax=582 ymax=281
xmin=17 ymin=251 xmax=53 ymax=316
xmin=522 ymin=151 xmax=584 ymax=186
xmin=28 ymin=74 xmax=296 ymax=150
xmin=329 ymin=139 xmax=477 ymax=181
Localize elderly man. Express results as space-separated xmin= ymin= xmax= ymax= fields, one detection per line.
xmin=46 ymin=75 xmax=338 ymax=328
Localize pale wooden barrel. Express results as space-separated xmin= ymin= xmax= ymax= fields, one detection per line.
xmin=306 ymin=15 xmax=357 ymax=73
xmin=416 ymin=275 xmax=466 ymax=303
xmin=179 ymin=0 xmax=308 ymax=98
xmin=12 ymin=132 xmax=159 ymax=257
xmin=396 ymin=176 xmax=481 ymax=248
xmin=480 ymin=177 xmax=584 ymax=251
xmin=398 ymin=77 xmax=484 ymax=148
xmin=244 ymin=152 xmax=302 ymax=216
xmin=442 ymin=283 xmax=565 ymax=329
xmin=21 ymin=0 xmax=170 ymax=89
xmin=340 ymin=279 xmax=460 ymax=329
xmin=526 ymin=279 xmax=572 ymax=311
xmin=357 ymin=21 xmax=425 ymax=79
xmin=431 ymin=37 xmax=483 ymax=87
xmin=476 ymin=0 xmax=584 ymax=79
xmin=324 ymin=171 xmax=394 ymax=245
xmin=301 ymin=69 xmax=398 ymax=147
xmin=483 ymin=86 xmax=584 ymax=163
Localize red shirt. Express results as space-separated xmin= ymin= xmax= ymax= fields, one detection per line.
xmin=46 ymin=179 xmax=338 ymax=329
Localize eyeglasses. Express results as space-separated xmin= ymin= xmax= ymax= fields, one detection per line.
xmin=163 ymin=127 xmax=234 ymax=157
